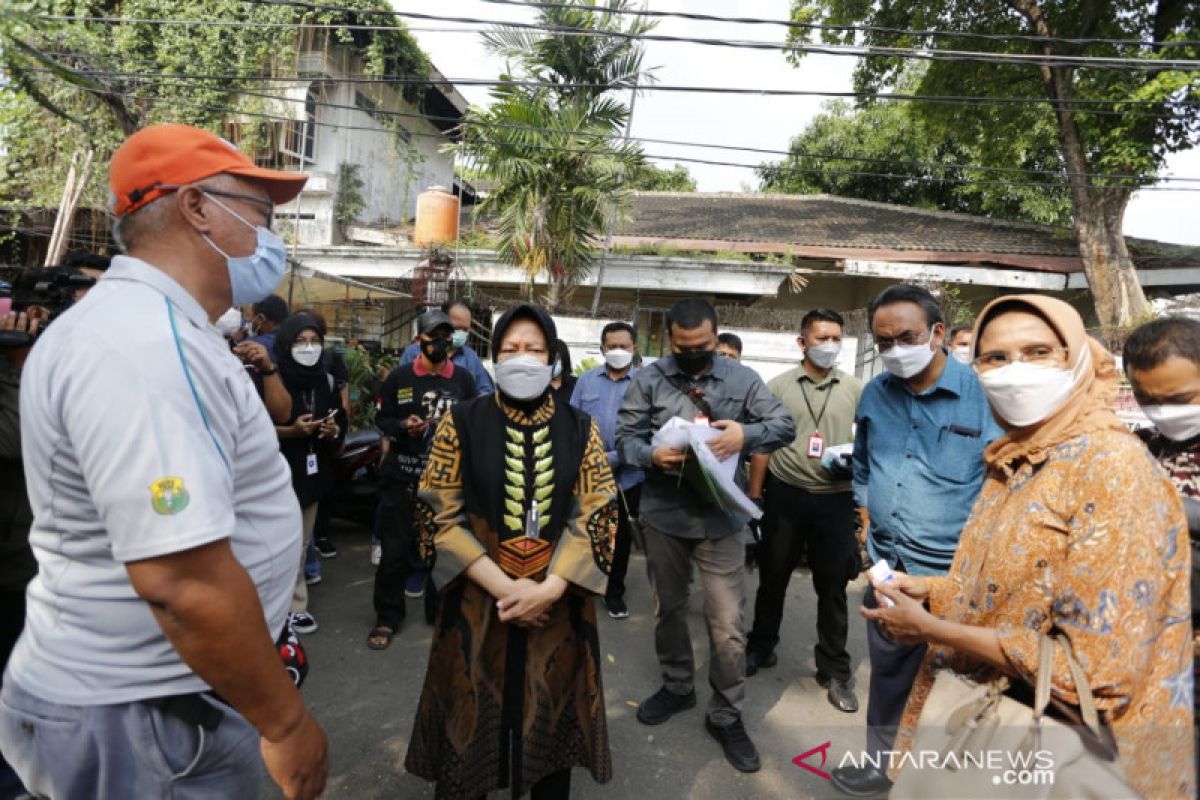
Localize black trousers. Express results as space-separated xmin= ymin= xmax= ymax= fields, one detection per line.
xmin=748 ymin=475 xmax=858 ymax=682
xmin=373 ymin=476 xmax=415 ymax=628
xmin=605 ymin=484 xmax=641 ymax=601
xmin=864 ymin=588 xmax=928 ymax=762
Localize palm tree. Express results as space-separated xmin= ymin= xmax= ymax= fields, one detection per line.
xmin=459 ymin=0 xmax=655 ymax=309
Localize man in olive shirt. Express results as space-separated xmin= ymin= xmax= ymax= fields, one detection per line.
xmin=745 ymin=309 xmax=864 ymax=713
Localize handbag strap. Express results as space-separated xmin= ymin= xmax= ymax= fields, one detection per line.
xmin=1034 ymin=632 xmax=1104 ymax=738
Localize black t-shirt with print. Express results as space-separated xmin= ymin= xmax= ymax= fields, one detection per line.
xmin=376 ymin=361 xmax=476 ymax=484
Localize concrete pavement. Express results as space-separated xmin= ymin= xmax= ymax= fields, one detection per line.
xmin=267 ymin=522 xmax=877 ymax=800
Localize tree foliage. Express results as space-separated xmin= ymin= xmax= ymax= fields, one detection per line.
xmin=459 ymin=0 xmax=653 ymax=308
xmin=759 ymin=85 xmax=1071 ymax=225
xmin=786 ymin=0 xmax=1200 ymax=328
xmin=626 ymin=162 xmax=697 ymax=192
xmin=0 ymin=1 xmax=429 ymax=214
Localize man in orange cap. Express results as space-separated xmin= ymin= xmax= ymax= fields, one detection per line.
xmin=0 ymin=124 xmax=327 ymax=799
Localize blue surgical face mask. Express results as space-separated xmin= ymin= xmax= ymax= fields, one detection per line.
xmin=451 ymin=329 xmax=469 ymax=350
xmin=201 ymin=192 xmax=287 ymax=306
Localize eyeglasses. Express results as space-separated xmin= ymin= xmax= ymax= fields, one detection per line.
xmin=973 ymin=345 xmax=1069 ymax=371
xmin=873 ymin=331 xmax=929 ymax=352
xmin=203 ymin=189 xmax=275 ymax=223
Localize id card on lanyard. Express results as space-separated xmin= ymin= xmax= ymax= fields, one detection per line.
xmin=306 ymin=452 xmax=319 ymax=476
xmin=799 ymin=380 xmax=834 ymax=459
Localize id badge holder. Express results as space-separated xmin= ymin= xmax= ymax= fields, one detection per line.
xmin=806 ymin=432 xmax=825 ymax=459
xmin=306 ymin=452 xmax=319 ymax=476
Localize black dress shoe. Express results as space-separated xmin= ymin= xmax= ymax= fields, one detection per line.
xmin=704 ymin=717 xmax=761 ymax=773
xmin=829 ymin=765 xmax=892 ymax=797
xmin=744 ymin=647 xmax=777 ymax=677
xmin=826 ymin=679 xmax=859 ymax=713
xmin=636 ymin=686 xmax=696 ymax=725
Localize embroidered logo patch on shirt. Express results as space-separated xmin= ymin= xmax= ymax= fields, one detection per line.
xmin=150 ymin=477 xmax=190 ymax=515
xmin=397 ymin=387 xmax=414 ymax=403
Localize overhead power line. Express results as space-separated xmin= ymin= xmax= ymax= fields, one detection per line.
xmin=478 ymin=0 xmax=1200 ymax=50
xmin=34 ymin=4 xmax=1200 ymax=72
xmin=28 ymin=69 xmax=1198 ymax=185
xmin=34 ymin=77 xmax=1200 ymax=192
xmin=20 ymin=64 xmax=1200 ymax=119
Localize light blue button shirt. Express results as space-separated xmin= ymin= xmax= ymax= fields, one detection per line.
xmin=570 ymin=365 xmax=644 ymax=490
xmin=852 ymin=354 xmax=1002 ymax=576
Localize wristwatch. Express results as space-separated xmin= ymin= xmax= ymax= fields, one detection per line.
xmin=259 ymin=367 xmax=277 ymax=376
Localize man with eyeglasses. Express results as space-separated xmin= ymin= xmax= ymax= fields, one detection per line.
xmin=0 ymin=125 xmax=327 ymax=799
xmin=830 ymin=284 xmax=1001 ymax=797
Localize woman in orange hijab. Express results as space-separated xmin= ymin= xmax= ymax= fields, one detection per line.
xmin=864 ymin=295 xmax=1194 ymax=799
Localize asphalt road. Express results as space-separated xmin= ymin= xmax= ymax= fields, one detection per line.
xmin=265 ymin=522 xmax=876 ymax=800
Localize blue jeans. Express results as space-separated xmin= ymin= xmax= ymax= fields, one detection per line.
xmin=304 ymin=538 xmax=321 ymax=581
xmin=0 ymin=679 xmax=262 ymax=799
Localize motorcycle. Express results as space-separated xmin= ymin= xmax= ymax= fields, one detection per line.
xmin=326 ymin=426 xmax=383 ymax=525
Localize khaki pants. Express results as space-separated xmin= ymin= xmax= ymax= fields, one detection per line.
xmin=291 ymin=502 xmax=319 ymax=613
xmin=642 ymin=523 xmax=747 ymax=727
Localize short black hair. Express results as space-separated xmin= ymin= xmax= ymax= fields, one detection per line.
xmin=949 ymin=325 xmax=973 ymax=340
xmin=601 ymin=321 xmax=636 ymax=346
xmin=1123 ymin=317 xmax=1200 ymax=374
xmin=553 ymin=338 xmax=572 ymax=374
xmin=716 ymin=332 xmax=743 ymax=354
xmin=441 ymin=299 xmax=471 ymax=315
xmin=253 ymin=294 xmax=288 ymax=324
xmin=867 ymin=284 xmax=944 ymax=330
xmin=667 ymin=298 xmax=718 ymax=335
xmin=801 ymin=308 xmax=844 ymax=333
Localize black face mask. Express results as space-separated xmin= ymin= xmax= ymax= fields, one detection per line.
xmin=674 ymin=349 xmax=715 ymax=375
xmin=422 ymin=338 xmax=451 ymax=364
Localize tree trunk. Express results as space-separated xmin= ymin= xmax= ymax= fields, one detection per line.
xmin=1007 ymin=0 xmax=1152 ymax=334
xmin=1073 ymin=187 xmax=1150 ymax=332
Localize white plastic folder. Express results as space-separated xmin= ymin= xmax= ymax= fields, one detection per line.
xmin=651 ymin=417 xmax=763 ymax=521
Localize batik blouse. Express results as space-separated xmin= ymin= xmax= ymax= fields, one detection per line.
xmin=896 ymin=428 xmax=1194 ymax=799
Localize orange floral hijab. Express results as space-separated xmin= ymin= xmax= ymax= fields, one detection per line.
xmin=971 ymin=294 xmax=1127 ymax=472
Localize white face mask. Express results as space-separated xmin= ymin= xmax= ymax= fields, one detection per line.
xmin=604 ymin=348 xmax=634 ymax=370
xmin=215 ymin=308 xmax=243 ymax=338
xmin=880 ymin=340 xmax=937 ymax=379
xmin=291 ymin=343 xmax=322 ymax=368
xmin=978 ymin=347 xmax=1089 ymax=428
xmin=1140 ymin=404 xmax=1200 ymax=442
xmin=951 ymin=346 xmax=972 ymax=365
xmin=805 ymin=342 xmax=841 ymax=370
xmin=496 ymin=354 xmax=553 ymax=400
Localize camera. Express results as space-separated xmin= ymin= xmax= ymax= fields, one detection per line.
xmin=0 ymin=266 xmax=96 ymax=348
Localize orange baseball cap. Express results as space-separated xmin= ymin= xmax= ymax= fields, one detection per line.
xmin=109 ymin=123 xmax=308 ymax=217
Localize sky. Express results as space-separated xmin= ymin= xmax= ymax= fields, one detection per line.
xmin=399 ymin=0 xmax=1200 ymax=246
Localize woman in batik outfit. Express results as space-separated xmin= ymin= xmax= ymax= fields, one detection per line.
xmin=405 ymin=304 xmax=617 ymax=800
xmin=865 ymin=295 xmax=1194 ymax=800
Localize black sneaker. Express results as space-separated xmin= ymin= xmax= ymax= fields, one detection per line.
xmin=290 ymin=611 xmax=318 ymax=635
xmin=314 ymin=537 xmax=338 ymax=558
xmin=704 ymin=717 xmax=761 ymax=773
xmin=604 ymin=597 xmax=629 ymax=619
xmin=745 ymin=646 xmax=777 ymax=677
xmin=830 ymin=765 xmax=892 ymax=797
xmin=635 ymin=686 xmax=696 ymax=725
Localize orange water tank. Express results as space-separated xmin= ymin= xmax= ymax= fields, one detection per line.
xmin=413 ymin=186 xmax=460 ymax=247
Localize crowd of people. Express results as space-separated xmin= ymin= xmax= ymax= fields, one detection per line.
xmin=0 ymin=123 xmax=1196 ymax=800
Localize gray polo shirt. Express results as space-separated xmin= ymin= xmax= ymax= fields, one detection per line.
xmin=616 ymin=354 xmax=795 ymax=539
xmin=767 ymin=364 xmax=863 ymax=494
xmin=9 ymin=256 xmax=301 ymax=705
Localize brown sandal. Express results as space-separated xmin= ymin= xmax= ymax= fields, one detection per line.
xmin=366 ymin=625 xmax=396 ymax=650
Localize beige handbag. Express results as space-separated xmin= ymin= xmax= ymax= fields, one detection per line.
xmin=891 ymin=633 xmax=1138 ymax=799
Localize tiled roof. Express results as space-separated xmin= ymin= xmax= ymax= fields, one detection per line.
xmin=615 ymin=192 xmax=1194 ymax=271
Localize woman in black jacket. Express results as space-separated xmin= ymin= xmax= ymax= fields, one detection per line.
xmin=274 ymin=313 xmax=345 ymax=634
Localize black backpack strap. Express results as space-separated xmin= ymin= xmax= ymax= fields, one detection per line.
xmin=655 ymin=362 xmax=715 ymax=420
